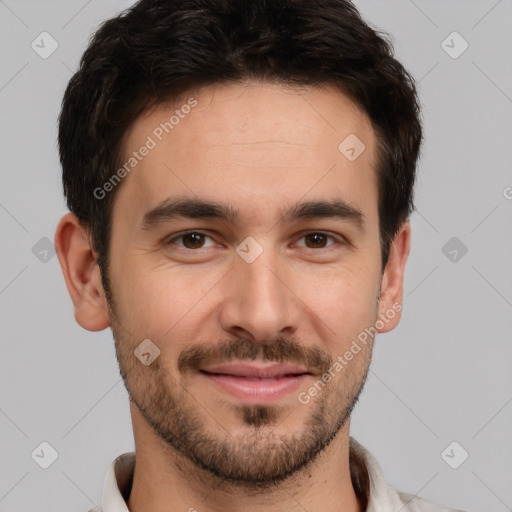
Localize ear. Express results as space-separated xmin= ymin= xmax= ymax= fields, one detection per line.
xmin=376 ymin=221 xmax=411 ymax=333
xmin=54 ymin=212 xmax=111 ymax=331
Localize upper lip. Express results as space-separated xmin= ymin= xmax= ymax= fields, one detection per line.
xmin=200 ymin=362 xmax=311 ymax=379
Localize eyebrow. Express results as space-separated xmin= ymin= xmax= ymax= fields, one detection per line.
xmin=141 ymin=196 xmax=366 ymax=232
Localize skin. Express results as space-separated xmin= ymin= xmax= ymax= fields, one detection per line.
xmin=55 ymin=81 xmax=410 ymax=512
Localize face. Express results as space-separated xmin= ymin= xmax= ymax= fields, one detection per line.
xmin=105 ymin=82 xmax=388 ymax=487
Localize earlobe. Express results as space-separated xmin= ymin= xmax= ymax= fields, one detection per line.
xmin=376 ymin=221 xmax=411 ymax=334
xmin=54 ymin=212 xmax=111 ymax=332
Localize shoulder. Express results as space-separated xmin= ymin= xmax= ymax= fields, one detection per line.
xmin=397 ymin=491 xmax=467 ymax=512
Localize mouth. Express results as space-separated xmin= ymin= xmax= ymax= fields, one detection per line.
xmin=199 ymin=362 xmax=312 ymax=404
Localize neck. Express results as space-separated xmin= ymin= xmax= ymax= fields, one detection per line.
xmin=126 ymin=406 xmax=363 ymax=512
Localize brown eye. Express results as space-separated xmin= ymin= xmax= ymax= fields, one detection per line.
xmin=304 ymin=233 xmax=330 ymax=248
xmin=182 ymin=232 xmax=205 ymax=249
xmin=167 ymin=231 xmax=216 ymax=249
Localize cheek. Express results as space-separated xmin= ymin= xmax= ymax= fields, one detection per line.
xmin=295 ymin=265 xmax=379 ymax=344
xmin=111 ymin=259 xmax=223 ymax=338
xmin=109 ymin=237 xmax=381 ymax=345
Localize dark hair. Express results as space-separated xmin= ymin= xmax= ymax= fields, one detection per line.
xmin=58 ymin=0 xmax=422 ymax=300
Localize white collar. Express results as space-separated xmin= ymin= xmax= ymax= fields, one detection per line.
xmin=92 ymin=437 xmax=448 ymax=512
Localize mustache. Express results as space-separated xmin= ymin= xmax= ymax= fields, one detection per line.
xmin=177 ymin=336 xmax=333 ymax=376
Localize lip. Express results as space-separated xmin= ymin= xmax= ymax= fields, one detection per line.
xmin=201 ymin=362 xmax=310 ymax=379
xmin=200 ymin=362 xmax=311 ymax=404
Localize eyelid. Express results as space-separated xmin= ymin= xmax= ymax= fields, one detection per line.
xmin=165 ymin=230 xmax=346 ymax=250
xmin=292 ymin=231 xmax=344 ymax=249
xmin=166 ymin=230 xmax=217 ymax=248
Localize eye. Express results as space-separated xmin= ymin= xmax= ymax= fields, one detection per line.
xmin=295 ymin=232 xmax=339 ymax=249
xmin=166 ymin=231 xmax=217 ymax=249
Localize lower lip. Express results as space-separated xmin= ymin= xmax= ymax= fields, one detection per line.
xmin=201 ymin=372 xmax=309 ymax=404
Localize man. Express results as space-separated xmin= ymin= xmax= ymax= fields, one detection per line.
xmin=54 ymin=0 xmax=464 ymax=510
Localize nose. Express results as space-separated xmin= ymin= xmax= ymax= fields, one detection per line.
xmin=218 ymin=247 xmax=301 ymax=343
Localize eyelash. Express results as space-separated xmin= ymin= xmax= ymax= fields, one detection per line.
xmin=165 ymin=230 xmax=344 ymax=250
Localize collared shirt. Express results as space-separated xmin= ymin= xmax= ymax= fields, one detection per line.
xmin=89 ymin=437 xmax=464 ymax=512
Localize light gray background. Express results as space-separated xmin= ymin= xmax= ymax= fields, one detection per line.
xmin=1 ymin=1 xmax=511 ymax=511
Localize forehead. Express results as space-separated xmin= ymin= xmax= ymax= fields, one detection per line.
xmin=113 ymin=81 xmax=379 ymax=227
